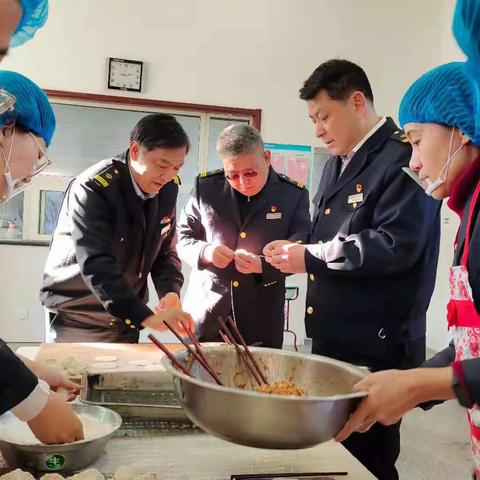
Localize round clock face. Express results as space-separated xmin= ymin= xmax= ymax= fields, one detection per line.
xmin=108 ymin=59 xmax=142 ymax=91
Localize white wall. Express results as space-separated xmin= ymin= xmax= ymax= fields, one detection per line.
xmin=0 ymin=0 xmax=462 ymax=349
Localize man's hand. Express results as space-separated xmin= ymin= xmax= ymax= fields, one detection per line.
xmin=28 ymin=393 xmax=84 ymax=444
xmin=234 ymin=249 xmax=262 ymax=274
xmin=203 ymin=244 xmax=235 ymax=269
xmin=335 ymin=367 xmax=455 ymax=442
xmin=263 ymin=240 xmax=307 ymax=273
xmin=142 ymin=309 xmax=195 ymax=336
xmin=156 ymin=292 xmax=181 ymax=312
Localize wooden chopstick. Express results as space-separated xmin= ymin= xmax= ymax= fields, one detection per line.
xmin=221 ymin=324 xmax=262 ymax=386
xmin=164 ymin=321 xmax=223 ymax=385
xmin=226 ymin=316 xmax=268 ymax=385
xmin=219 ymin=330 xmax=231 ymax=345
xmin=217 ymin=317 xmax=263 ymax=386
xmin=180 ymin=319 xmax=227 ymax=383
xmin=148 ymin=333 xmax=192 ymax=377
xmin=180 ymin=319 xmax=219 ymax=375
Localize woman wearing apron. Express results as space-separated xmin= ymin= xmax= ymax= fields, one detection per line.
xmin=336 ymin=0 xmax=480 ymax=477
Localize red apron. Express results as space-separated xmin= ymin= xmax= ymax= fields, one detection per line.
xmin=447 ymin=181 xmax=480 ymax=478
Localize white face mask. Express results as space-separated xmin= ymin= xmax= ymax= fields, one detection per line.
xmin=425 ymin=126 xmax=464 ymax=196
xmin=0 ymin=125 xmax=17 ymax=202
xmin=403 ymin=126 xmax=464 ymax=197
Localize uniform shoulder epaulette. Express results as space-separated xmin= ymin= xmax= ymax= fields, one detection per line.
xmin=172 ymin=175 xmax=181 ymax=185
xmin=88 ymin=163 xmax=122 ymax=190
xmin=199 ymin=168 xmax=224 ymax=178
xmin=391 ymin=129 xmax=410 ymax=144
xmin=278 ymin=173 xmax=305 ymax=189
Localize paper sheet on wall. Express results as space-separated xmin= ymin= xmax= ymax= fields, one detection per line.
xmin=264 ymin=143 xmax=312 ymax=186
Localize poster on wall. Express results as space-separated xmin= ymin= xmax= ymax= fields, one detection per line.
xmin=264 ymin=143 xmax=312 ymax=187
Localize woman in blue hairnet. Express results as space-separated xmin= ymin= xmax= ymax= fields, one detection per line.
xmin=0 ymin=0 xmax=47 ymax=61
xmin=0 ymin=71 xmax=54 ymax=201
xmin=0 ymin=1 xmax=84 ymax=444
xmin=336 ymin=0 xmax=480 ymax=476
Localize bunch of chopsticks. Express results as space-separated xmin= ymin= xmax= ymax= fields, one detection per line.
xmin=148 ymin=316 xmax=268 ymax=387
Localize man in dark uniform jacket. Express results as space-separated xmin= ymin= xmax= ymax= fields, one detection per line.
xmin=177 ymin=124 xmax=310 ymax=348
xmin=41 ymin=114 xmax=194 ymax=343
xmin=265 ymin=60 xmax=441 ymax=480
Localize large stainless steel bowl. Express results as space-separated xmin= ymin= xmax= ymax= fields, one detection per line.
xmin=162 ymin=346 xmax=367 ymax=449
xmin=0 ymin=403 xmax=121 ymax=473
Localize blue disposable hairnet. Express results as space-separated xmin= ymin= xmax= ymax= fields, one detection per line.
xmin=11 ymin=0 xmax=49 ymax=48
xmin=0 ymin=71 xmax=55 ymax=146
xmin=399 ymin=0 xmax=480 ymax=145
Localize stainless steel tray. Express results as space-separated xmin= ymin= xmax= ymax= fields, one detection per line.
xmin=80 ymin=371 xmax=189 ymax=422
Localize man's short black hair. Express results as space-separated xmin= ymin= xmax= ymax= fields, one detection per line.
xmin=299 ymin=59 xmax=374 ymax=104
xmin=130 ymin=113 xmax=190 ymax=152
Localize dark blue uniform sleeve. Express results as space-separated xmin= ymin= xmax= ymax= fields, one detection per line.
xmin=0 ymin=339 xmax=38 ymax=416
xmin=422 ymin=343 xmax=456 ymax=368
xmin=421 ymin=351 xmax=480 ymax=408
xmin=69 ymin=181 xmax=154 ymax=328
xmin=151 ymin=211 xmax=183 ymax=299
xmin=463 ymin=358 xmax=480 ymax=405
xmin=416 ymin=343 xmax=455 ymax=410
xmin=306 ymin=147 xmax=440 ymax=275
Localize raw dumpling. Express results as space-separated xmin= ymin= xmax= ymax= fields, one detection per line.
xmin=114 ymin=465 xmax=142 ymax=480
xmin=67 ymin=468 xmax=104 ymax=480
xmin=40 ymin=474 xmax=65 ymax=480
xmin=62 ymin=356 xmax=86 ymax=377
xmin=135 ymin=474 xmax=157 ymax=480
xmin=0 ymin=469 xmax=35 ymax=480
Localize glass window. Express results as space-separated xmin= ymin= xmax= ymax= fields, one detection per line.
xmin=0 ymin=193 xmax=24 ymax=240
xmin=49 ymin=104 xmax=201 ymax=180
xmin=174 ymin=114 xmax=200 ymax=187
xmin=39 ymin=190 xmax=65 ymax=235
xmin=206 ymin=118 xmax=249 ymax=171
xmin=1 ymin=99 xmax=255 ymax=245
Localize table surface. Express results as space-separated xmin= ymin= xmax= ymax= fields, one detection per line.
xmin=11 ymin=345 xmax=377 ymax=479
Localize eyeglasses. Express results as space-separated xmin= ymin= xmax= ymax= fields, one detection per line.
xmin=225 ymin=170 xmax=258 ymax=181
xmin=0 ymin=89 xmax=16 ymax=116
xmin=5 ymin=133 xmax=53 ymax=199
xmin=28 ymin=132 xmax=52 ymax=177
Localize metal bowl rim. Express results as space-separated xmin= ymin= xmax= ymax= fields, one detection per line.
xmin=0 ymin=404 xmax=122 ymax=448
xmin=161 ymin=345 xmax=368 ymax=402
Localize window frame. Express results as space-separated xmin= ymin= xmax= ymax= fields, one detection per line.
xmin=0 ymin=90 xmax=261 ymax=246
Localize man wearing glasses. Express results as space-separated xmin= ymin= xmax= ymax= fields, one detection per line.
xmin=177 ymin=124 xmax=311 ymax=348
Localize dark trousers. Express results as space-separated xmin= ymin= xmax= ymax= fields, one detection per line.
xmin=342 ymin=419 xmax=401 ymax=480
xmin=50 ymin=312 xmax=139 ymax=343
xmin=312 ymin=337 xmax=426 ymax=480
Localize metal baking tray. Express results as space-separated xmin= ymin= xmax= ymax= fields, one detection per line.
xmin=80 ymin=370 xmax=189 ymax=421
